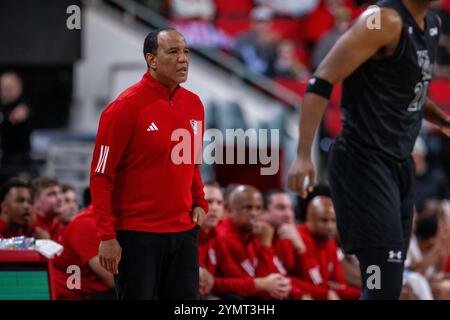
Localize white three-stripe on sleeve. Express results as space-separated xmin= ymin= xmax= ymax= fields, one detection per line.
xmin=95 ymin=145 xmax=110 ymax=174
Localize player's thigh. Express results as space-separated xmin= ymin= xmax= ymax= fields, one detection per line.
xmin=328 ymin=143 xmax=404 ymax=252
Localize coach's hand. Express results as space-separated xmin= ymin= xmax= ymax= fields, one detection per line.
xmin=191 ymin=206 xmax=206 ymax=226
xmin=287 ymin=156 xmax=315 ymax=198
xmin=99 ymin=239 xmax=122 ymax=274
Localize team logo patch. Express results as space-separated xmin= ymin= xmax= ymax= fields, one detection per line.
xmin=387 ymin=250 xmax=403 ymax=263
xmin=190 ymin=119 xmax=198 ymax=135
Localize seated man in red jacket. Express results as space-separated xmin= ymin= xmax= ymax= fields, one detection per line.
xmin=296 ymin=187 xmax=360 ymax=299
xmin=198 ymin=181 xmax=224 ymax=298
xmin=0 ymin=178 xmax=47 ymax=239
xmin=53 ymin=205 xmax=115 ymax=300
xmin=263 ymin=188 xmax=332 ymax=299
xmin=214 ymin=184 xmax=294 ymax=299
xmin=199 ymin=182 xmax=292 ymax=299
xmin=31 ymin=176 xmax=63 ymax=240
xmin=52 ymin=183 xmax=80 ymax=243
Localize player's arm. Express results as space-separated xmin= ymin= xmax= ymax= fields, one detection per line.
xmin=423 ymin=98 xmax=450 ymax=137
xmin=288 ymin=7 xmax=403 ymax=197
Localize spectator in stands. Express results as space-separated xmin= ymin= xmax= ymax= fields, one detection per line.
xmin=235 ymin=6 xmax=279 ymax=76
xmin=31 ymin=176 xmax=63 ymax=240
xmin=406 ymin=213 xmax=450 ymax=299
xmin=53 ymin=205 xmax=115 ymax=300
xmin=0 ymin=72 xmax=33 ymax=183
xmin=170 ymin=0 xmax=216 ymax=20
xmin=296 ymin=187 xmax=361 ymax=299
xmin=137 ymin=0 xmax=167 ymax=15
xmin=311 ymin=7 xmax=351 ymax=70
xmin=255 ymin=0 xmax=320 ymax=17
xmin=0 ymin=178 xmax=48 ymax=239
xmin=216 ymin=185 xmax=292 ymax=299
xmin=273 ymin=41 xmax=310 ymax=79
xmin=412 ymin=137 xmax=450 ymax=208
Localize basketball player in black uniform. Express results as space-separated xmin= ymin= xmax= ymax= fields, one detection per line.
xmin=288 ymin=0 xmax=450 ymax=299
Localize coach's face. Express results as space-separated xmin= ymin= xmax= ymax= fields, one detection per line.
xmin=149 ymin=30 xmax=189 ymax=90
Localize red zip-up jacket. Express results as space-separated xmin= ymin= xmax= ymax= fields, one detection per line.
xmin=90 ymin=72 xmax=208 ymax=240
xmin=273 ymin=236 xmax=333 ymax=299
xmin=53 ymin=205 xmax=110 ymax=299
xmin=199 ymin=227 xmax=260 ymax=297
xmin=296 ymin=224 xmax=360 ymax=299
xmin=216 ymin=217 xmax=279 ymax=277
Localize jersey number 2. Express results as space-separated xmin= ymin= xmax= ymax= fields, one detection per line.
xmin=407 ymin=81 xmax=429 ymax=112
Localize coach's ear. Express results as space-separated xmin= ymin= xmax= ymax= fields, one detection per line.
xmin=145 ymin=53 xmax=157 ymax=70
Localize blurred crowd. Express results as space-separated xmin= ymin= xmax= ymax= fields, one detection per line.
xmin=137 ymin=0 xmax=450 ymax=80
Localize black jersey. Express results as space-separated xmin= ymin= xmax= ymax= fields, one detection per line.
xmin=340 ymin=0 xmax=440 ymax=161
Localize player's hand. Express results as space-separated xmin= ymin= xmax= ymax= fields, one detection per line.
xmin=99 ymin=238 xmax=122 ymax=274
xmin=199 ymin=267 xmax=215 ymax=295
xmin=191 ymin=206 xmax=206 ymax=226
xmin=278 ymin=223 xmax=306 ymax=254
xmin=9 ymin=103 xmax=29 ymax=124
xmin=287 ymin=155 xmax=315 ymax=199
xmin=252 ymin=221 xmax=274 ymax=247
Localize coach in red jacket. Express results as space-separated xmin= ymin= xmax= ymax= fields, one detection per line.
xmin=90 ymin=28 xmax=208 ymax=300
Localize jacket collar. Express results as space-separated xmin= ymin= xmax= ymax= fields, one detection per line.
xmin=142 ymin=71 xmax=180 ymax=100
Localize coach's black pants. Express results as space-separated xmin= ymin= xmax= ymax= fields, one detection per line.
xmin=115 ymin=227 xmax=200 ymax=300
